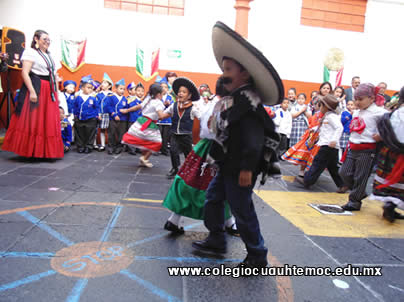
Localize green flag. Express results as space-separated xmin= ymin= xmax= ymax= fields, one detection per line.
xmin=323 ymin=65 xmax=330 ymax=82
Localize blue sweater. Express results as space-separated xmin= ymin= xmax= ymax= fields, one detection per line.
xmin=341 ymin=110 xmax=352 ymax=134
xmin=158 ymin=94 xmax=174 ymax=125
xmin=106 ymin=94 xmax=129 ymax=121
xmin=73 ymin=94 xmax=99 ymax=120
xmin=127 ymin=96 xmax=142 ymax=123
xmin=61 ymin=118 xmax=72 ymax=147
xmin=96 ymin=91 xmax=113 ymax=114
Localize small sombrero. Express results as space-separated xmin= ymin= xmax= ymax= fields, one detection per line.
xmin=172 ymin=77 xmax=200 ymax=101
xmin=212 ymin=21 xmax=284 ymax=105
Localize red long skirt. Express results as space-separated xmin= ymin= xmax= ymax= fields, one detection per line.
xmin=2 ymin=79 xmax=64 ymax=158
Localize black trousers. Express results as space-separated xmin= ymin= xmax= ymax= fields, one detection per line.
xmin=74 ymin=118 xmax=97 ymax=149
xmin=108 ymin=120 xmax=128 ymax=151
xmin=278 ymin=133 xmax=288 ymax=157
xmin=304 ymin=145 xmax=344 ymax=188
xmin=159 ymin=124 xmax=171 ymax=154
xmin=170 ymin=133 xmax=192 ymax=170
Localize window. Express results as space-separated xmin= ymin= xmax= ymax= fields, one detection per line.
xmin=104 ymin=0 xmax=184 ymax=16
xmin=301 ymin=0 xmax=368 ymax=32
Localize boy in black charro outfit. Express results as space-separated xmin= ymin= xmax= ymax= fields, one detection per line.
xmin=191 ymin=22 xmax=283 ymax=270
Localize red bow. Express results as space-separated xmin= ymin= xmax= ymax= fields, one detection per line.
xmin=350 ymin=117 xmax=366 ymax=134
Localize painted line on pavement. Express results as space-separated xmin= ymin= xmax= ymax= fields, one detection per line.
xmin=134 ymin=256 xmax=241 ymax=264
xmin=120 ymin=269 xmax=182 ymax=302
xmin=0 ymin=270 xmax=57 ymax=292
xmin=0 ymin=251 xmax=54 ymax=259
xmin=18 ymin=211 xmax=75 ymax=246
xmin=100 ymin=205 xmax=123 ymax=242
xmin=66 ymin=278 xmax=89 ymax=302
xmin=122 ymin=198 xmax=162 ymax=203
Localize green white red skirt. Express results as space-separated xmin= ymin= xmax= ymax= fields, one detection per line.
xmin=121 ymin=116 xmax=162 ymax=152
xmin=163 ymin=139 xmax=231 ymax=220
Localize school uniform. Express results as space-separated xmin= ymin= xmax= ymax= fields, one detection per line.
xmin=165 ymin=102 xmax=201 ymax=174
xmin=96 ymin=91 xmax=113 ymax=129
xmin=289 ymin=104 xmax=309 ymax=147
xmin=61 ymin=118 xmax=72 ymax=152
xmin=106 ymin=93 xmax=129 ymax=153
xmin=339 ymin=110 xmax=352 ymax=151
xmin=273 ymin=108 xmax=292 ymax=157
xmin=340 ymin=103 xmax=388 ymax=210
xmin=157 ymin=94 xmax=174 ymax=155
xmin=73 ymin=93 xmax=99 ymax=151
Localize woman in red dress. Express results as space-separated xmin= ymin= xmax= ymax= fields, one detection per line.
xmin=3 ymin=30 xmax=64 ymax=158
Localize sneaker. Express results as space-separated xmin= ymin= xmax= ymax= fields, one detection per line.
xmin=98 ymin=146 xmax=105 ymax=152
xmin=163 ymin=221 xmax=184 ymax=234
xmin=192 ymin=238 xmax=227 ymax=254
xmin=93 ymin=145 xmax=99 ymax=150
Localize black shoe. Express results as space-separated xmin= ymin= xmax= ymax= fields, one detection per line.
xmin=237 ymin=255 xmax=268 ymax=269
xmin=164 ymin=221 xmax=184 ymax=234
xmin=84 ymin=147 xmax=91 ymax=154
xmin=160 ymin=151 xmax=169 ymax=156
xmin=225 ymin=224 xmax=240 ymax=237
xmin=107 ymin=148 xmax=114 ymax=155
xmin=93 ymin=145 xmax=99 ymax=150
xmin=383 ymin=202 xmax=396 ymax=222
xmin=78 ymin=148 xmax=85 ymax=153
xmin=342 ymin=202 xmax=361 ymax=211
xmin=166 ymin=168 xmax=178 ymax=179
xmin=98 ymin=146 xmax=105 ymax=152
xmin=192 ymin=238 xmax=227 ymax=254
xmin=128 ymin=150 xmax=137 ymax=155
xmin=115 ymin=148 xmax=122 ymax=154
xmin=394 ymin=211 xmax=404 ymax=219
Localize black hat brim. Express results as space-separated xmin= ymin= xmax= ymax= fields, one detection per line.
xmin=172 ymin=77 xmax=200 ymax=102
xmin=212 ymin=21 xmax=284 ymax=105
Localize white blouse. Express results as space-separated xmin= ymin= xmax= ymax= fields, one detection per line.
xmin=21 ymin=48 xmax=60 ymax=76
xmin=141 ymin=98 xmax=165 ymax=120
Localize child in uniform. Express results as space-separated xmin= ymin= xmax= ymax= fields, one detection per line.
xmin=157 ymin=79 xmax=174 ymax=156
xmin=340 ymin=83 xmax=388 ymax=211
xmin=73 ymin=77 xmax=99 ymax=153
xmin=60 ymin=107 xmax=72 ymax=153
xmin=340 ymin=100 xmax=355 ymax=154
xmin=289 ymin=93 xmax=311 ymax=147
xmin=106 ymin=79 xmax=129 ymax=154
xmin=126 ymin=82 xmax=142 ymax=155
xmin=273 ymin=98 xmax=292 ymax=158
xmin=96 ymin=73 xmax=114 ymax=151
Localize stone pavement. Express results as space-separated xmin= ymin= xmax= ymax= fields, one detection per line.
xmin=0 ymin=148 xmax=403 ymax=302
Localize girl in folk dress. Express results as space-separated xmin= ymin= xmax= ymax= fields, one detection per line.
xmin=121 ymin=83 xmax=166 ymax=167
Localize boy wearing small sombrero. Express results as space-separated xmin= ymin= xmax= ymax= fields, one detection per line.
xmin=295 ymin=94 xmax=346 ymax=190
xmin=192 ymin=22 xmax=283 ymax=269
xmin=160 ymin=77 xmax=202 ymax=180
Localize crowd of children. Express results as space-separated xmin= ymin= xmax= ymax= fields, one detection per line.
xmin=57 ymin=72 xmax=403 ymax=223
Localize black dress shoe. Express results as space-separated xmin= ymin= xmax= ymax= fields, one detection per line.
xmin=383 ymin=202 xmax=396 ymax=222
xmin=394 ymin=211 xmax=404 ymax=219
xmin=164 ymin=221 xmax=184 ymax=234
xmin=192 ymin=238 xmax=227 ymax=254
xmin=166 ymin=168 xmax=178 ymax=179
xmin=225 ymin=224 xmax=240 ymax=236
xmin=84 ymin=148 xmax=91 ymax=154
xmin=107 ymin=148 xmax=114 ymax=155
xmin=115 ymin=148 xmax=122 ymax=154
xmin=78 ymin=148 xmax=85 ymax=153
xmin=341 ymin=202 xmax=361 ymax=211
xmin=237 ymin=255 xmax=268 ymax=269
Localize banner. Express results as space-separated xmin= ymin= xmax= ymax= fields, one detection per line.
xmin=136 ymin=46 xmax=160 ymax=82
xmin=61 ymin=38 xmax=86 ymax=72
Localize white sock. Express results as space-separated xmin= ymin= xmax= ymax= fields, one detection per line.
xmin=168 ymin=213 xmax=181 ymax=226
xmin=100 ymin=132 xmax=106 ymax=147
xmin=225 ymin=216 xmax=236 ymax=228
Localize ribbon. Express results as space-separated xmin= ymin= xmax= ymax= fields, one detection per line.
xmin=140 ymin=116 xmax=157 ymax=131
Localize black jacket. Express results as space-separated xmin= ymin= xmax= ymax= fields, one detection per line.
xmin=210 ymin=85 xmax=276 ymax=177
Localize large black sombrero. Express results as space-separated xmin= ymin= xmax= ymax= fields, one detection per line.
xmin=212 ymin=21 xmax=284 ymax=105
xmin=172 ymin=77 xmax=200 ymax=102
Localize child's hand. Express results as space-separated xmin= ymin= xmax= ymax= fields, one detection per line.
xmin=372 ymin=134 xmax=382 ymax=142
xmin=328 ymin=141 xmax=337 ymax=148
xmin=239 ymin=170 xmax=252 ymax=187
xmin=120 ymin=109 xmax=127 ymax=114
xmin=98 ymin=116 xmax=102 ymax=121
xmin=115 ymin=116 xmax=120 ymax=121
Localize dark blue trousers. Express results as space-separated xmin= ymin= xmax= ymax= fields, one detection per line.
xmin=204 ymin=169 xmax=268 ymax=262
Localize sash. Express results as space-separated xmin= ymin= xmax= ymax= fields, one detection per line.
xmin=36 ymin=49 xmax=57 ymax=102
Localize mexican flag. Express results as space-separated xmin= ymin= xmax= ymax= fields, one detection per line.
xmin=136 ymin=46 xmax=160 ymax=82
xmin=61 ymin=39 xmax=86 ymax=72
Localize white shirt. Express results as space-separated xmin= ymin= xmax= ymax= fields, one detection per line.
xmin=317 ymin=112 xmax=343 ymax=148
xmin=349 ymin=103 xmax=387 ymax=144
xmin=21 ymin=48 xmax=61 ymax=76
xmin=164 ymin=102 xmax=201 ymax=120
xmin=390 ymin=106 xmax=404 ymax=144
xmin=141 ymin=98 xmax=165 ymax=120
xmin=273 ymin=108 xmax=292 ymax=138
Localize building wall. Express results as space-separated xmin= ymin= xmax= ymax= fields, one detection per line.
xmin=1 ymin=0 xmax=403 ymax=127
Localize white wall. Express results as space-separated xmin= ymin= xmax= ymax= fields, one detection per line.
xmin=1 ymin=0 xmax=403 ymax=90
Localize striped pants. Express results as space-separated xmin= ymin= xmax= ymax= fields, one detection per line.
xmin=339 ymin=149 xmax=376 ymax=207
